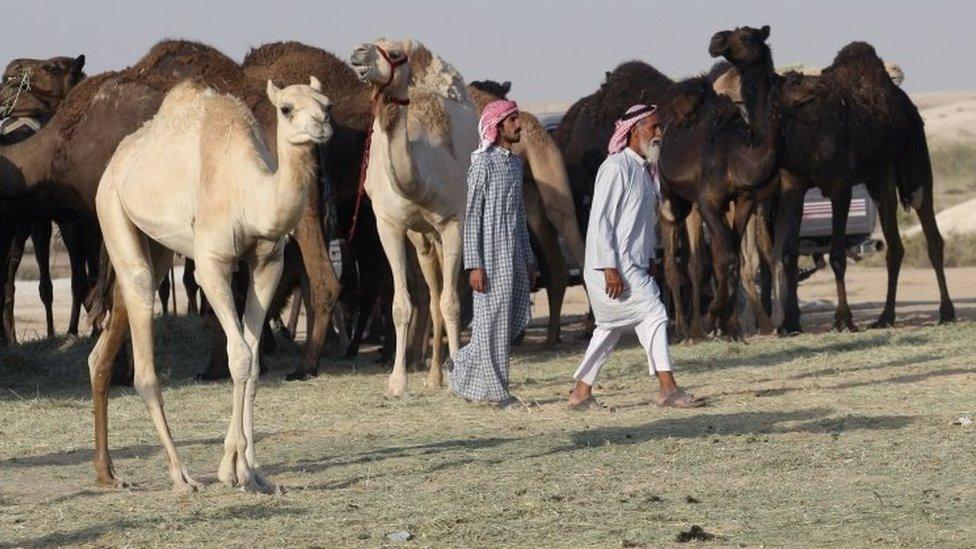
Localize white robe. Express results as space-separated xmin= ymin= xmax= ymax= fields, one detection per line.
xmin=584 ymin=148 xmax=666 ymax=328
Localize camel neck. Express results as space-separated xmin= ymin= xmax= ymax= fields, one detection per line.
xmin=737 ymin=51 xmax=778 ymax=144
xmin=382 ymin=101 xmax=421 ymax=199
xmin=0 ymin=122 xmax=56 ymax=200
xmin=253 ymin=139 xmax=316 ymax=239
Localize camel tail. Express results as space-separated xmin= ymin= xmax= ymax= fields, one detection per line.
xmin=85 ymin=245 xmax=116 ymax=330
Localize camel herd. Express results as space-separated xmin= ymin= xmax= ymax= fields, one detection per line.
xmin=0 ymin=26 xmax=955 ymax=492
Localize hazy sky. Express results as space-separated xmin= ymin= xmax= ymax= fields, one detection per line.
xmin=4 ymin=1 xmax=974 ymax=102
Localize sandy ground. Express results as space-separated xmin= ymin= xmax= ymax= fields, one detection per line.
xmin=531 ymin=264 xmax=974 ymax=336
xmin=10 ymin=264 xmax=975 ymax=345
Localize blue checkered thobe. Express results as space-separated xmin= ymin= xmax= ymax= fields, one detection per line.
xmin=449 ymin=146 xmax=535 ymax=402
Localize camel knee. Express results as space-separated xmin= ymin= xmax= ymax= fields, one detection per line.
xmin=391 ymin=294 xmax=413 ymax=327
xmin=887 ymin=241 xmax=904 ymax=265
xmin=227 ymin=341 xmax=253 ymax=381
xmin=829 ymin=247 xmax=847 ymax=275
xmin=132 ymin=369 xmax=160 ymax=398
xmin=439 ymin=293 xmax=459 ymax=323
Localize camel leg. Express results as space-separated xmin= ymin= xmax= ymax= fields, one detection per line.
xmin=3 ymin=225 xmax=30 ymax=344
xmin=913 ymin=184 xmax=955 ymax=323
xmin=286 ymin=187 xmax=340 ymax=380
xmin=193 ymin=257 xmax=256 ymax=490
xmin=408 ymin=231 xmax=444 ymax=388
xmin=867 ymin=180 xmax=904 ymax=328
xmin=233 ymin=246 xmax=284 ymax=494
xmin=524 ymin=181 xmax=566 ymax=345
xmin=157 ymin=270 xmax=171 ymax=315
xmin=699 ymin=200 xmax=740 ymax=340
xmin=183 ymin=258 xmax=199 ymax=315
xmin=88 ymin=283 xmax=130 ymax=487
xmin=0 ymin=224 xmax=14 ymax=345
xmin=827 ymin=187 xmax=856 ymax=331
xmin=686 ymin=207 xmax=708 ymax=339
xmin=438 ymin=220 xmax=463 ymax=359
xmin=285 ymin=286 xmax=303 ymax=340
xmin=30 ymin=221 xmax=56 ymax=338
xmin=772 ymin=175 xmax=806 ymax=334
xmin=740 ymin=214 xmax=774 ymax=334
xmin=377 ymin=219 xmax=413 ymax=396
xmin=60 ymin=221 xmax=90 ymax=336
xmin=661 ymin=216 xmax=689 ymax=341
xmin=99 ymin=186 xmax=198 ymax=491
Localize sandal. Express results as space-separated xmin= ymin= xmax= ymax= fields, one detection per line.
xmin=657 ymin=388 xmax=706 ymax=408
xmin=568 ymin=395 xmax=616 ymax=412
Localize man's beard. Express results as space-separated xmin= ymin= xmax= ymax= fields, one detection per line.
xmin=641 ymin=139 xmax=661 ymax=164
xmin=504 ymin=130 xmax=521 ymax=144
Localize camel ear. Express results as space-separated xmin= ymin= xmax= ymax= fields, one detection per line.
xmin=502 ymin=81 xmax=512 ymax=94
xmin=309 ymin=76 xmax=323 ymax=92
xmin=760 ymin=25 xmax=770 ymax=40
xmin=74 ymin=54 xmax=86 ymax=71
xmin=266 ymin=79 xmax=281 ymax=105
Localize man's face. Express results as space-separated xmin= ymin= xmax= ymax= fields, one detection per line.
xmin=630 ymin=114 xmax=663 ymax=161
xmin=499 ymin=112 xmax=522 ymax=145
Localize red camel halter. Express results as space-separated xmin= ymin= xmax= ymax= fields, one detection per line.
xmin=347 ymin=46 xmax=410 ymax=243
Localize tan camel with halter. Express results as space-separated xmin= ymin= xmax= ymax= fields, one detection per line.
xmin=88 ymin=78 xmax=331 ymax=493
xmin=348 ymin=39 xmax=478 ymax=396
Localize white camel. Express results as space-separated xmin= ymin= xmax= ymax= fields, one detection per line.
xmin=88 ymin=77 xmax=331 ymax=493
xmin=349 ymin=39 xmax=478 ymax=396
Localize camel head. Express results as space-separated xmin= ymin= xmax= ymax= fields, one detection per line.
xmin=348 ymin=39 xmax=411 ymax=95
xmin=779 ymin=71 xmax=820 ymax=111
xmin=709 ymin=25 xmax=771 ymax=66
xmin=265 ymin=76 xmax=333 ymax=145
xmin=0 ymin=54 xmax=85 ymax=118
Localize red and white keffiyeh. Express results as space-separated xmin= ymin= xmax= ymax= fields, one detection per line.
xmin=476 ymin=99 xmax=518 ymax=153
xmin=607 ymin=103 xmax=657 ymax=154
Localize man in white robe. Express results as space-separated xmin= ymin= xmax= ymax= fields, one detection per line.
xmin=568 ymin=104 xmax=704 ymax=410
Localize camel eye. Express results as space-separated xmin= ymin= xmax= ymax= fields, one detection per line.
xmin=390 ymin=50 xmax=404 ymax=60
xmin=280 ymin=104 xmax=293 ymax=117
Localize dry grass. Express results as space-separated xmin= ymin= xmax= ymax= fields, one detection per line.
xmin=1 ymin=315 xmax=975 ymax=547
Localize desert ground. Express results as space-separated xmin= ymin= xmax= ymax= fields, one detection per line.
xmin=1 ymin=262 xmax=974 ymax=547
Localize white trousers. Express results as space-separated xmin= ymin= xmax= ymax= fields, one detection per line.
xmin=573 ymin=314 xmax=672 ymax=386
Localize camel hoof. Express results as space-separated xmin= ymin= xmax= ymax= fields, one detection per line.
xmin=97 ymin=475 xmax=131 ymax=490
xmin=285 ymin=369 xmax=317 ymax=382
xmin=869 ymin=317 xmax=895 ymax=329
xmin=939 ymin=303 xmax=956 ymax=324
xmin=240 ymin=471 xmax=280 ymax=495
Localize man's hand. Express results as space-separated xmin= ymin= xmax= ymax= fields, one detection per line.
xmin=603 ymin=268 xmax=625 ymax=299
xmin=470 ymin=268 xmax=488 ymax=293
xmin=528 ymin=264 xmax=539 ymax=288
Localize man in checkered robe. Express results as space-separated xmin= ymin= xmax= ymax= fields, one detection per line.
xmin=448 ymin=99 xmax=537 ymax=409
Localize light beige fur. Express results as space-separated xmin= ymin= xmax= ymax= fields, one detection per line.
xmin=349 ymin=39 xmax=478 ymax=395
xmin=88 ymin=78 xmax=331 ymax=493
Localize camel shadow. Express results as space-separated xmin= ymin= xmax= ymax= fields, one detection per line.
xmin=267 ymin=435 xmax=517 ymax=477
xmin=709 ymin=364 xmax=966 ymax=401
xmin=0 ymin=518 xmax=147 ymax=549
xmin=0 ymin=434 xmax=268 ymax=470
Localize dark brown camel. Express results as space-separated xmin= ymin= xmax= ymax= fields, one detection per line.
xmin=555 ymin=26 xmax=781 ymax=340
xmin=771 ymin=42 xmax=954 ymax=332
xmin=0 ymin=55 xmax=96 ymax=344
xmin=658 ymin=25 xmax=782 ymax=340
xmin=0 ymin=40 xmax=338 ymax=487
